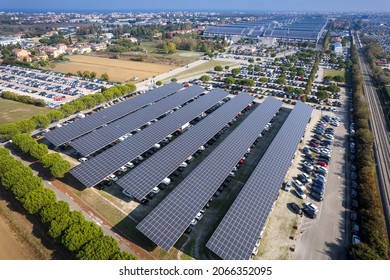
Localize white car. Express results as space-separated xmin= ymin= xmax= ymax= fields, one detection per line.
xmin=152 ymin=186 xmax=160 ymax=194
xmin=324 ymin=134 xmax=334 ymax=140
xmin=301 ymin=173 xmax=312 ymax=183
xmin=125 ymin=162 xmax=134 ymax=168
xmin=303 ymin=202 xmax=319 ymax=213
xmin=294 ymin=180 xmax=305 ymax=191
xmin=195 ymin=212 xmax=203 ymax=221
xmin=190 ymin=219 xmax=198 ymax=226
xmin=316 ymin=166 xmax=328 ymax=173
xmin=119 ymin=166 xmax=127 ymax=172
xmin=79 ymin=157 xmax=88 ymax=163
xmin=107 ymin=174 xmax=118 ymax=181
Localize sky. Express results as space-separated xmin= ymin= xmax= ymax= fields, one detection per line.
xmin=1 ymin=0 xmax=390 ymax=12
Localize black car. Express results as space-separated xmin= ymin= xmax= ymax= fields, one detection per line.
xmin=302 ymin=147 xmax=310 ymax=154
xmin=310 ymin=191 xmax=324 ymax=202
xmin=302 ymin=207 xmax=317 ymax=219
xmin=305 ymin=154 xmax=315 ymax=161
xmin=321 ymin=140 xmax=332 ymax=146
xmin=140 ymin=198 xmax=150 ymax=205
xmin=313 ymin=134 xmax=322 ymax=140
xmin=289 ymin=202 xmax=302 ymax=215
xmin=311 ymin=186 xmax=324 ymax=195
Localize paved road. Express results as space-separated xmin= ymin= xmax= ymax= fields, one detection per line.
xmin=355 ymin=33 xmax=390 ymax=244
xmin=294 ymin=87 xmax=350 ymax=260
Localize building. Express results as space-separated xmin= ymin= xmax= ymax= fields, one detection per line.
xmin=76 ymin=44 xmax=92 ymax=54
xmin=91 ymin=43 xmax=107 ymax=51
xmin=12 ymin=49 xmax=31 ymax=61
xmin=333 ymin=42 xmax=343 ymax=56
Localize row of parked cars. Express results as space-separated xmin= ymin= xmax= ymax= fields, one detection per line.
xmin=286 ymin=115 xmax=338 ymax=219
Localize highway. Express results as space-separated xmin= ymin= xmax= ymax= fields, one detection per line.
xmin=355 ymin=33 xmax=390 ymax=245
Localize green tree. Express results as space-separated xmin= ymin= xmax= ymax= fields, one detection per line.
xmin=62 ymin=221 xmax=104 ymax=251
xmin=326 ymin=84 xmax=341 ymax=93
xmin=71 ymin=100 xmax=87 ymax=112
xmin=276 ymin=77 xmax=286 ymax=84
xmin=317 ymin=90 xmax=330 ymax=100
xmin=254 ymin=66 xmax=261 ymax=72
xmin=350 ymin=242 xmax=383 ymax=260
xmin=101 ymin=73 xmax=109 ymax=81
xmin=247 ymin=64 xmax=254 ymax=71
xmin=91 ymin=94 xmax=106 ymax=105
xmin=200 ymin=75 xmax=211 ymax=82
xmin=224 ymin=76 xmax=235 ymax=86
xmin=1 ymin=166 xmax=34 ymax=190
xmin=49 ymin=211 xmax=85 ymax=239
xmin=231 ymin=68 xmax=240 ymax=76
xmin=170 ymin=78 xmax=177 ymax=83
xmin=248 ymin=58 xmax=254 ymax=63
xmin=76 ymin=236 xmax=121 ymax=260
xmin=60 ymin=104 xmax=76 ymax=117
xmin=0 ymin=158 xmax=23 ymax=177
xmin=22 ymin=188 xmax=57 ymax=214
xmin=156 ymin=81 xmax=163 ymax=86
xmin=12 ymin=176 xmax=44 ymax=201
xmin=79 ymin=96 xmax=97 ymax=109
xmin=333 ymin=75 xmax=345 ymax=83
xmin=46 ymin=110 xmax=64 ymax=123
xmin=40 ymin=201 xmax=70 ymax=224
xmin=0 ymin=147 xmax=10 ymax=157
xmin=259 ymin=77 xmax=268 ymax=83
xmin=29 ymin=143 xmax=49 ymax=160
xmin=82 ymin=71 xmax=91 ymax=78
xmin=49 ymin=159 xmax=71 ymax=178
xmin=90 ymin=71 xmax=97 ymax=79
xmin=0 ymin=123 xmax=20 ymax=139
xmin=224 ymin=65 xmax=230 ymax=70
xmin=15 ymin=119 xmax=36 ymax=133
xmin=40 ymin=153 xmax=62 ymax=169
xmin=214 ymin=65 xmax=223 ymax=72
xmin=12 ymin=133 xmax=36 ymax=154
xmin=32 ymin=114 xmax=50 ymax=129
xmin=112 ymin=251 xmax=137 ymax=260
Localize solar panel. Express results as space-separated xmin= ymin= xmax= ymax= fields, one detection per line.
xmin=70 ymin=86 xmax=205 ymax=157
xmin=70 ymin=89 xmax=229 ymax=187
xmin=117 ymin=92 xmax=255 ymax=201
xmin=136 ymin=97 xmax=283 ymax=252
xmin=45 ymin=83 xmax=182 ymax=146
xmin=206 ymin=102 xmax=313 ymax=260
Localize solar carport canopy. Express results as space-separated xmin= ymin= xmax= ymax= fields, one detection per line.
xmin=45 ymin=83 xmax=182 ymax=147
xmin=117 ymin=92 xmax=255 ymax=201
xmin=206 ymin=102 xmax=313 ymax=260
xmin=70 ymin=86 xmax=205 ymax=157
xmin=70 ymin=89 xmax=229 ymax=187
xmin=136 ymin=97 xmax=283 ymax=252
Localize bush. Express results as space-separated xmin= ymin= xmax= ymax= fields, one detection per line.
xmin=0 ymin=91 xmax=46 ymax=107
xmin=214 ymin=65 xmax=223 ymax=72
xmin=62 ymin=220 xmax=104 ymax=251
xmin=40 ymin=201 xmax=70 ymax=224
xmin=77 ymin=236 xmax=120 ymax=260
xmin=29 ymin=143 xmax=49 ymax=160
xmin=12 ymin=176 xmax=44 ymax=201
xmin=156 ymin=81 xmax=163 ymax=86
xmin=1 ymin=165 xmax=33 ymax=190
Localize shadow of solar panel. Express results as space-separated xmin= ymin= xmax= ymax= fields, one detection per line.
xmin=136 ymin=97 xmax=282 ymax=252
xmin=45 ymin=83 xmax=182 ymax=146
xmin=117 ymin=93 xmax=255 ymax=201
xmin=70 ymin=89 xmax=229 ymax=187
xmin=206 ymin=102 xmax=313 ymax=260
xmin=70 ymin=86 xmax=205 ymax=157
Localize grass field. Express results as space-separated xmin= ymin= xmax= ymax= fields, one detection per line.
xmin=0 ymin=99 xmax=52 ymax=125
xmin=324 ymin=69 xmax=345 ymax=77
xmin=48 ymin=55 xmax=177 ymax=83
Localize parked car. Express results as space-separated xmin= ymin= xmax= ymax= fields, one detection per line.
xmin=289 ymin=202 xmax=302 ymax=215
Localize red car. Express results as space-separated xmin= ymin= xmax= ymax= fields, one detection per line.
xmin=309 ymin=142 xmax=319 ymax=148
xmin=239 ymin=159 xmax=244 ymax=164
xmin=318 ymin=161 xmax=328 ymax=167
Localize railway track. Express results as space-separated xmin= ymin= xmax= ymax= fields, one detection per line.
xmin=355 ymin=34 xmax=390 ymax=246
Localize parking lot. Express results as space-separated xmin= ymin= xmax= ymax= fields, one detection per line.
xmin=0 ymin=65 xmax=114 ymax=107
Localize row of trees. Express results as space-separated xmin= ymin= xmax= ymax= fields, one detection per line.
xmin=0 ymin=83 xmax=136 ymax=140
xmin=1 ymin=91 xmax=46 ymax=107
xmin=0 ymin=148 xmax=136 ymax=260
xmin=348 ymin=44 xmax=389 ymax=260
xmin=12 ymin=133 xmax=70 ymax=178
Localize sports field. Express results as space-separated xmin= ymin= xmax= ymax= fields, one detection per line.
xmin=0 ymin=99 xmax=52 ymax=125
xmin=50 ymin=55 xmax=176 ymax=82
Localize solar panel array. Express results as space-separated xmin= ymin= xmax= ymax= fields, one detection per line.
xmin=136 ymin=97 xmax=283 ymax=252
xmin=70 ymin=86 xmax=205 ymax=157
xmin=206 ymin=102 xmax=313 ymax=260
xmin=70 ymin=89 xmax=229 ymax=187
xmin=117 ymin=93 xmax=255 ymax=201
xmin=45 ymin=83 xmax=182 ymax=146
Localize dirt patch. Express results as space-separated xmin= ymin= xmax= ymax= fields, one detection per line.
xmin=179 ymin=53 xmax=201 ymax=58
xmin=49 ymin=55 xmax=176 ymax=83
xmin=0 ymin=190 xmax=56 ymax=260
